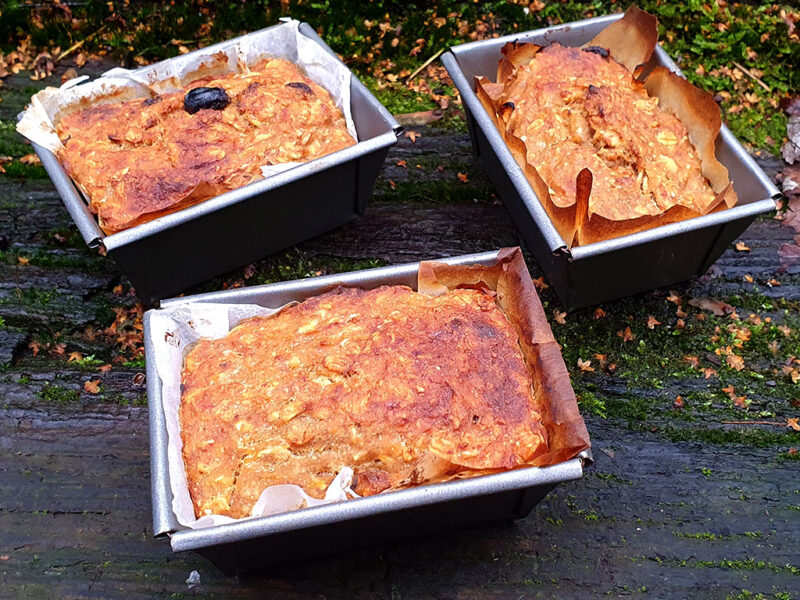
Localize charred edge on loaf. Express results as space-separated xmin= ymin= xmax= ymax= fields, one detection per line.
xmin=286 ymin=82 xmax=314 ymax=95
xmin=183 ymin=87 xmax=231 ymax=114
xmin=582 ymin=46 xmax=610 ymax=59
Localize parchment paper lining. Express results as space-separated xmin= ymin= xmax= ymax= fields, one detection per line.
xmin=149 ymin=248 xmax=590 ymax=530
xmin=17 ymin=19 xmax=357 ymax=186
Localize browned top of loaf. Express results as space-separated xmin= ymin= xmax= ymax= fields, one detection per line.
xmin=56 ymin=58 xmax=355 ymax=234
xmin=180 ymin=285 xmax=546 ymax=519
xmin=499 ymin=43 xmax=715 ymax=220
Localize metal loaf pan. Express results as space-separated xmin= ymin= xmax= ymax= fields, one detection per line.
xmin=34 ymin=22 xmax=400 ymax=305
xmin=442 ymin=14 xmax=780 ymax=311
xmin=144 ymin=250 xmax=589 ymax=575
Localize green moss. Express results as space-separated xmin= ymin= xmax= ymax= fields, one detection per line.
xmin=121 ymin=357 xmax=146 ymax=369
xmin=376 ymin=179 xmax=495 ymax=204
xmin=778 ymin=450 xmax=800 ymax=462
xmin=0 ymin=120 xmax=33 ymax=157
xmin=594 ymin=472 xmax=632 ymax=485
xmin=1 ymin=287 xmax=54 ymax=308
xmin=37 ymin=384 xmax=81 ymax=404
xmin=365 ymin=81 xmax=438 ymax=116
xmin=675 ymin=531 xmax=763 ymax=541
xmin=68 ymin=354 xmax=105 ymax=370
xmin=695 ymin=558 xmax=800 ymax=576
xmin=1 ymin=160 xmax=48 ymax=180
xmin=661 ymin=426 xmax=800 ymax=447
xmin=574 ymin=387 xmax=607 ymax=418
xmin=0 ymin=249 xmax=108 ymax=273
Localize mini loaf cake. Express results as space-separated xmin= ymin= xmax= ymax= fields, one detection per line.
xmin=476 ymin=6 xmax=737 ymax=247
xmin=56 ymin=58 xmax=355 ymax=234
xmin=179 ymin=285 xmax=547 ymax=519
xmin=499 ymin=43 xmax=715 ymax=221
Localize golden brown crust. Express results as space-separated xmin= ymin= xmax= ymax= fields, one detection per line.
xmin=417 ymin=247 xmax=591 ymax=467
xmin=475 ymin=7 xmax=737 ymax=247
xmin=180 ymin=284 xmax=547 ymax=518
xmin=56 ymin=58 xmax=355 ymax=234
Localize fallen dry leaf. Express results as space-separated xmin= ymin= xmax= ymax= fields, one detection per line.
xmin=726 ymin=354 xmax=745 ymax=371
xmin=98 ymin=364 xmax=112 ymax=373
xmin=666 ymin=291 xmax=681 ymax=304
xmin=28 ymin=341 xmax=40 ymax=357
xmin=788 ymin=418 xmax=800 ymax=432
xmin=553 ymin=310 xmax=566 ymax=325
xmin=457 ymin=172 xmax=469 ymax=183
xmin=67 ymin=351 xmax=83 ymax=362
xmin=61 ymin=67 xmax=78 ymax=83
xmin=683 ymin=355 xmax=700 ymax=368
xmin=19 ymin=153 xmax=41 ymax=165
xmin=688 ymin=296 xmax=734 ymax=316
xmin=703 ymin=367 xmax=717 ymax=379
xmin=594 ymin=353 xmax=607 ymax=368
xmin=577 ymin=358 xmax=594 ymax=372
xmin=779 ymin=325 xmax=792 ymax=337
xmin=617 ymin=326 xmax=634 ymax=343
xmin=593 ymin=307 xmax=606 ymax=320
xmin=646 ymin=316 xmax=661 ymax=329
xmin=767 ymin=278 xmax=781 ymax=287
xmin=396 ymin=159 xmax=407 ymax=168
xmin=532 ymin=276 xmax=548 ymax=291
xmin=732 ymin=395 xmax=750 ymax=409
xmin=676 ymin=318 xmax=686 ymax=329
xmin=734 ymin=241 xmax=751 ymax=252
xmin=676 ymin=306 xmax=688 ymax=318
xmin=17 ymin=256 xmax=29 ymax=265
xmin=674 ymin=396 xmax=685 ymax=409
xmin=404 ymin=130 xmax=420 ymax=143
xmin=84 ymin=379 xmax=101 ymax=394
xmin=744 ymin=274 xmax=754 ymax=283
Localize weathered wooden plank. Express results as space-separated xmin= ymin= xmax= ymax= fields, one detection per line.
xmin=0 ymin=119 xmax=798 ymax=598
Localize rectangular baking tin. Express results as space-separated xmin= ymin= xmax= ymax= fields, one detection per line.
xmin=34 ymin=22 xmax=400 ymax=305
xmin=144 ymin=250 xmax=589 ymax=575
xmin=442 ymin=14 xmax=780 ymax=311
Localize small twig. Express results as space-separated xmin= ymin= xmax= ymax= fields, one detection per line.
xmin=731 ymin=61 xmax=772 ymax=93
xmin=56 ymin=25 xmax=108 ymax=62
xmin=721 ymin=420 xmax=785 ymax=426
xmin=405 ymin=48 xmax=445 ymax=83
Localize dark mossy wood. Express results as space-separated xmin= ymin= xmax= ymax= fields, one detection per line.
xmin=1 ymin=118 xmax=798 ymax=597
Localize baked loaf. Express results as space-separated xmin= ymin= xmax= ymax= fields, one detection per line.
xmin=499 ymin=43 xmax=715 ymax=224
xmin=476 ymin=5 xmax=739 ymax=249
xmin=180 ymin=285 xmax=546 ymax=519
xmin=56 ymin=58 xmax=355 ymax=234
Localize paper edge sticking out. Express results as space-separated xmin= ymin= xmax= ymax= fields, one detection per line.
xmin=473 ymin=6 xmax=738 ymax=248
xmin=150 ymin=301 xmax=356 ymax=530
xmin=16 ymin=19 xmax=357 ymax=161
